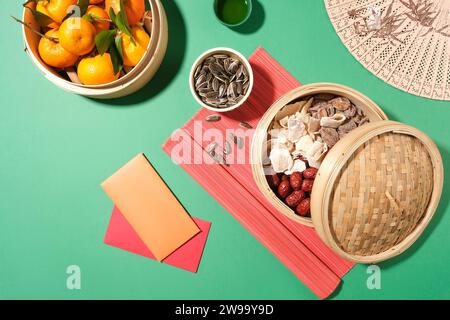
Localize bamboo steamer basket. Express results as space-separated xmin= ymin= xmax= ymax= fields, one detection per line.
xmin=22 ymin=0 xmax=168 ymax=99
xmin=251 ymin=83 xmax=444 ymax=263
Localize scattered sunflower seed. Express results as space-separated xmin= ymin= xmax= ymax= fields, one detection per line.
xmin=239 ymin=121 xmax=253 ymax=129
xmin=193 ymin=53 xmax=250 ymax=109
xmin=206 ymin=142 xmax=218 ymax=154
xmin=237 ymin=137 xmax=244 ymax=149
xmin=205 ymin=114 xmax=221 ymax=122
xmin=224 ymin=141 xmax=232 ymax=155
xmin=229 ymin=132 xmax=238 ymax=144
xmin=212 ymin=152 xmax=229 ymax=166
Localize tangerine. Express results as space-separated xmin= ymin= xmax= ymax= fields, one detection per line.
xmin=59 ymin=17 xmax=96 ymax=56
xmin=85 ymin=5 xmax=110 ymax=33
xmin=38 ymin=29 xmax=79 ymax=68
xmin=77 ymin=53 xmax=119 ymax=85
xmin=105 ymin=0 xmax=145 ymax=26
xmin=37 ymin=0 xmax=78 ymax=25
xmin=121 ymin=26 xmax=150 ymax=66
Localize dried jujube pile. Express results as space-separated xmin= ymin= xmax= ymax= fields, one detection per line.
xmin=268 ymin=167 xmax=317 ymax=217
xmin=265 ymin=93 xmax=370 ymax=218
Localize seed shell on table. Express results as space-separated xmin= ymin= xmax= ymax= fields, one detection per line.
xmin=229 ymin=132 xmax=238 ymax=144
xmin=237 ymin=137 xmax=244 ymax=149
xmin=224 ymin=141 xmax=232 ymax=155
xmin=205 ymin=114 xmax=221 ymax=122
xmin=212 ymin=152 xmax=229 ymax=166
xmin=206 ymin=142 xmax=218 ymax=154
xmin=239 ymin=121 xmax=253 ymax=129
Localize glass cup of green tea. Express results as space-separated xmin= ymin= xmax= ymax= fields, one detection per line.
xmin=214 ymin=0 xmax=252 ymax=27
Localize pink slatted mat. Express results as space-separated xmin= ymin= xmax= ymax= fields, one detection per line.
xmin=162 ymin=48 xmax=354 ymax=299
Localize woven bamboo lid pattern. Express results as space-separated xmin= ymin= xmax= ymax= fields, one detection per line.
xmin=325 ymin=0 xmax=450 ymax=101
xmin=311 ymin=121 xmax=444 ymax=263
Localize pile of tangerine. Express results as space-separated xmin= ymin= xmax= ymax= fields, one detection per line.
xmin=29 ymin=0 xmax=150 ymax=85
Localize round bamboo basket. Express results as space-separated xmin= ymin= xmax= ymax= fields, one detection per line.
xmin=251 ymin=83 xmax=444 ymax=263
xmin=22 ymin=0 xmax=168 ymax=99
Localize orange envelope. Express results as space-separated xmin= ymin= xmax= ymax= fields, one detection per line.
xmin=101 ymin=153 xmax=200 ymax=261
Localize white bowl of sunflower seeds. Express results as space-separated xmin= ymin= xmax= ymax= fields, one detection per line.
xmin=189 ymin=47 xmax=253 ymax=112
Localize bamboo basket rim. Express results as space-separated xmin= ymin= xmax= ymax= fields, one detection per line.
xmin=22 ymin=0 xmax=165 ymax=95
xmin=251 ymin=83 xmax=388 ymax=228
xmin=310 ymin=120 xmax=444 ymax=263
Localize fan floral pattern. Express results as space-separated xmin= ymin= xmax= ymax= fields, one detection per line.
xmin=325 ymin=0 xmax=450 ymax=100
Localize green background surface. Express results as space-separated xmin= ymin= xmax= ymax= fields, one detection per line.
xmin=1 ymin=0 xmax=449 ymax=300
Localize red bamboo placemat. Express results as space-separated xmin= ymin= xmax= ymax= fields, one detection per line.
xmin=162 ymin=48 xmax=354 ymax=299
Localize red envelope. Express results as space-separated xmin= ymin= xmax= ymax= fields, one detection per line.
xmin=104 ymin=206 xmax=211 ymax=273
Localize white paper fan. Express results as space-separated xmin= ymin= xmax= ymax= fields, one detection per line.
xmin=325 ymin=0 xmax=450 ymax=101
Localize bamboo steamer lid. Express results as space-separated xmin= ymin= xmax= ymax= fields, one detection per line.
xmin=311 ymin=121 xmax=443 ymax=263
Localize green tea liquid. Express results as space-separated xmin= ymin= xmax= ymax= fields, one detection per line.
xmin=216 ymin=0 xmax=249 ymax=25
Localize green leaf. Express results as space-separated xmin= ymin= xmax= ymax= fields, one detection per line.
xmin=63 ymin=0 xmax=90 ymax=21
xmin=95 ymin=30 xmax=116 ymax=55
xmin=115 ymin=11 xmax=132 ymax=37
xmin=109 ymin=43 xmax=123 ymax=75
xmin=115 ymin=0 xmax=136 ymax=45
xmin=82 ymin=13 xmax=94 ymax=23
xmin=25 ymin=7 xmax=54 ymax=27
xmin=115 ymin=35 xmax=123 ymax=60
xmin=109 ymin=7 xmax=117 ymax=24
xmin=119 ymin=0 xmax=130 ymax=27
xmin=77 ymin=0 xmax=90 ymax=16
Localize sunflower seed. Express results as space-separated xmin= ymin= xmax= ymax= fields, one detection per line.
xmin=194 ymin=64 xmax=201 ymax=78
xmin=198 ymin=87 xmax=211 ymax=94
xmin=228 ymin=60 xmax=240 ymax=74
xmin=224 ymin=141 xmax=232 ymax=155
xmin=236 ymin=82 xmax=243 ymax=95
xmin=206 ymin=72 xmax=213 ymax=83
xmin=205 ymin=115 xmax=221 ymax=122
xmin=213 ymin=54 xmax=228 ymax=59
xmin=227 ymin=83 xmax=235 ymax=99
xmin=223 ymin=59 xmax=230 ymax=72
xmin=218 ymin=84 xmax=226 ymax=97
xmin=205 ymin=91 xmax=219 ymax=99
xmin=229 ymin=133 xmax=238 ymax=144
xmin=197 ymin=82 xmax=208 ymax=90
xmin=239 ymin=121 xmax=253 ymax=129
xmin=237 ymin=137 xmax=244 ymax=149
xmin=215 ymin=75 xmax=229 ymax=83
xmin=236 ymin=64 xmax=244 ymax=79
xmin=209 ymin=63 xmax=224 ymax=75
xmin=206 ymin=142 xmax=218 ymax=154
xmin=212 ymin=78 xmax=219 ymax=92
xmin=212 ymin=152 xmax=228 ymax=166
